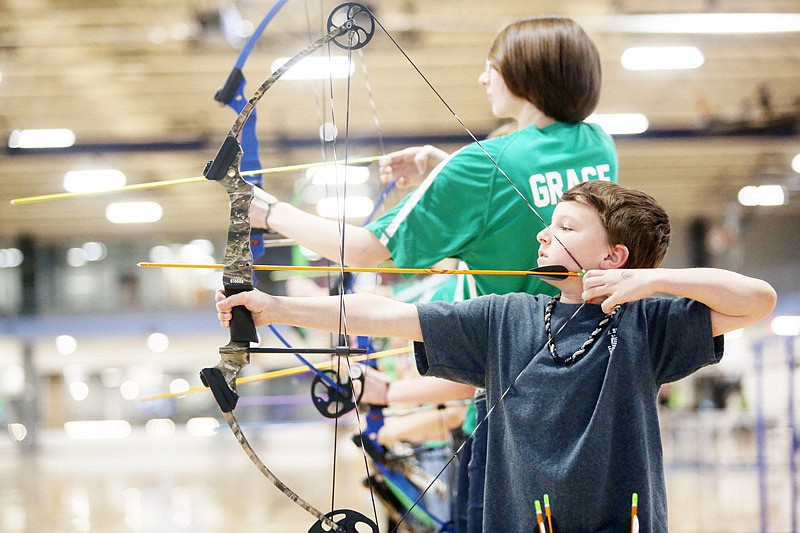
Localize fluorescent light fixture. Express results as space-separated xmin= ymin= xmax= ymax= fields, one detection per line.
xmin=307 ymin=164 xmax=370 ymax=185
xmin=147 ymin=332 xmax=170 ymax=353
xmin=169 ymin=378 xmax=190 ymax=395
xmin=0 ymin=247 xmax=24 ymax=268
xmin=621 ymin=46 xmax=704 ymax=70
xmin=771 ymin=316 xmax=800 ymax=336
xmin=271 ymin=56 xmax=353 ymax=80
xmin=56 ymin=334 xmax=78 ymax=355
xmin=63 ymin=169 xmax=126 ymax=193
xmin=8 ymin=128 xmax=76 ymax=148
xmin=0 ymin=364 xmax=25 ymax=395
xmin=586 ymin=113 xmax=649 ymax=135
xmin=320 ymin=122 xmax=338 ymax=142
xmin=792 ymin=153 xmax=800 ymax=174
xmin=81 ymin=241 xmax=107 ymax=261
xmin=63 ymin=420 xmax=132 ymax=440
xmin=145 ymin=418 xmax=176 ymax=438
xmin=737 ymin=185 xmax=786 ymax=206
xmin=187 ymin=417 xmax=220 ymax=437
xmin=120 ymin=380 xmax=140 ymax=400
xmin=8 ymin=423 xmax=28 ymax=442
xmin=316 ymin=196 xmax=375 ymax=219
xmin=69 ymin=382 xmax=90 ymax=401
xmin=106 ymin=201 xmax=163 ymax=224
xmin=608 ymin=13 xmax=800 ymax=34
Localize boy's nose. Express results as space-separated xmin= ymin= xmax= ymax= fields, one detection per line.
xmin=536 ymin=227 xmax=550 ymax=244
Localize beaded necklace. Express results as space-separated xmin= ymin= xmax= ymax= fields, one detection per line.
xmin=544 ymin=295 xmax=619 ymax=365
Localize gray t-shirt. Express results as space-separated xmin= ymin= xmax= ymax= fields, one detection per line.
xmin=415 ymin=293 xmax=724 ymax=532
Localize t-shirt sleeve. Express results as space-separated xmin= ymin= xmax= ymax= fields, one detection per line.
xmin=413 ymin=298 xmax=494 ymax=387
xmin=366 ymin=145 xmax=495 ymax=268
xmin=645 ymin=297 xmax=724 ymax=385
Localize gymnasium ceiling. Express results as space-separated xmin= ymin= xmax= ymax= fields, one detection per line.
xmin=1 ymin=0 xmax=800 ymax=244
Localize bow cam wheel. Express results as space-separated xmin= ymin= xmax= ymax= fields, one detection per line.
xmin=308 ymin=508 xmax=379 ymax=532
xmin=327 ymin=3 xmax=375 ymax=50
xmin=310 ymin=368 xmax=364 ymax=418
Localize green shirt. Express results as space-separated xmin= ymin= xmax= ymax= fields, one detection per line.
xmin=368 ymin=121 xmax=617 ymax=300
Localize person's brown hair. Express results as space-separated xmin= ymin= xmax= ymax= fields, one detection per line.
xmin=561 ymin=181 xmax=671 ymax=269
xmin=488 ymin=17 xmax=601 ymax=124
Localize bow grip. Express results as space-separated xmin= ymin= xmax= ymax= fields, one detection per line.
xmin=225 ymin=284 xmax=259 ymax=344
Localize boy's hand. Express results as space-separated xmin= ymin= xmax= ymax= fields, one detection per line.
xmin=378 ymin=145 xmax=448 ymax=189
xmin=216 ymin=288 xmax=272 ymax=328
xmin=581 ymin=269 xmax=656 ymax=313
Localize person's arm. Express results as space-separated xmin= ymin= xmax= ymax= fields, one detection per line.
xmin=359 ymin=366 xmax=475 ymax=406
xmin=250 ymin=188 xmax=390 ymax=266
xmin=581 ymin=268 xmax=777 ymax=336
xmin=217 ymin=289 xmax=424 ymax=341
xmin=376 ymin=405 xmax=467 ymax=445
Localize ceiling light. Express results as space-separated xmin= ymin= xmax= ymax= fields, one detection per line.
xmin=169 ymin=378 xmax=190 ymax=395
xmin=145 ymin=418 xmax=176 ymax=438
xmin=316 ymin=196 xmax=375 ymax=219
xmin=120 ymin=381 xmax=140 ymax=400
xmin=63 ymin=420 xmax=132 ymax=440
xmin=621 ymin=46 xmax=704 ymax=70
xmin=585 ymin=113 xmax=649 ymax=135
xmin=8 ymin=128 xmax=76 ymax=149
xmin=8 ymin=423 xmax=28 ymax=442
xmin=607 ymin=13 xmax=800 ymax=34
xmin=271 ymin=56 xmax=353 ymax=80
xmin=81 ymin=241 xmax=107 ymax=261
xmin=771 ymin=316 xmax=800 ymax=336
xmin=320 ymin=123 xmax=338 ymax=142
xmin=66 ymin=248 xmax=88 ymax=267
xmin=0 ymin=248 xmax=24 ymax=268
xmin=307 ymin=164 xmax=370 ymax=185
xmin=792 ymin=153 xmax=800 ymax=174
xmin=147 ymin=332 xmax=170 ymax=353
xmin=56 ymin=334 xmax=78 ymax=355
xmin=63 ymin=169 xmax=126 ymax=192
xmin=187 ymin=417 xmax=220 ymax=436
xmin=737 ymin=185 xmax=786 ymax=206
xmin=106 ymin=201 xmax=163 ymax=224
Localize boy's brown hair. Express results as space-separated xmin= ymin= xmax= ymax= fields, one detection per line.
xmin=561 ymin=181 xmax=671 ymax=269
xmin=488 ymin=17 xmax=602 ymax=124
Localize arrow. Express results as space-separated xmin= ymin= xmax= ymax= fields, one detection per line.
xmin=9 ymin=155 xmax=381 ymax=205
xmin=137 ymin=262 xmax=583 ymax=280
xmin=138 ymin=345 xmax=412 ymax=402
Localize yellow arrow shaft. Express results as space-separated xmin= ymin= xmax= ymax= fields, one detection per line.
xmin=137 ymin=345 xmax=411 ymax=402
xmin=138 ymin=262 xmax=583 ymax=277
xmin=10 ymin=155 xmax=382 ymax=205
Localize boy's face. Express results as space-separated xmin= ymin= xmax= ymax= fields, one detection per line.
xmin=536 ymin=199 xmax=611 ymax=275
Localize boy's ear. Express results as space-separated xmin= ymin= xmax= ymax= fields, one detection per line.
xmin=601 ymin=243 xmax=629 ymax=269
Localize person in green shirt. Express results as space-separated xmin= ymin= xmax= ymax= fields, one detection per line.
xmin=249 ymin=16 xmax=617 ymax=533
